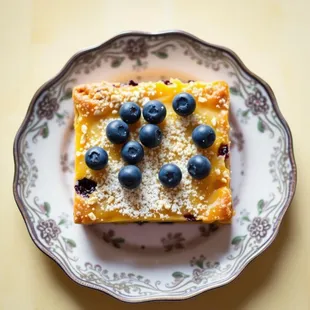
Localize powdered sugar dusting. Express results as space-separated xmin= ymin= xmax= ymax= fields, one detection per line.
xmin=73 ymin=79 xmax=232 ymax=222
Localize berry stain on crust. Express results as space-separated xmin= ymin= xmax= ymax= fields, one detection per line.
xmin=184 ymin=213 xmax=197 ymax=221
xmin=75 ymin=178 xmax=97 ymax=197
xmin=128 ymin=80 xmax=138 ymax=86
xmin=218 ymin=144 xmax=229 ymax=159
xmin=162 ymin=80 xmax=172 ymax=85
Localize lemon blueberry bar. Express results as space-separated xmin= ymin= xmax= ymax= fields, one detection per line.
xmin=73 ymin=79 xmax=232 ymax=224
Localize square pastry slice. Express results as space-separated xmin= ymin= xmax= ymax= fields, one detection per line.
xmin=73 ymin=79 xmax=232 ymax=224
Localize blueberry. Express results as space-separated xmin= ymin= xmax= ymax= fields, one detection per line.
xmin=106 ymin=120 xmax=129 ymax=144
xmin=192 ymin=125 xmax=216 ymax=148
xmin=172 ymin=92 xmax=196 ymax=116
xmin=118 ymin=165 xmax=142 ymax=189
xmin=139 ymin=124 xmax=162 ymax=148
xmin=85 ymin=146 xmax=108 ymax=170
xmin=121 ymin=141 xmax=144 ymax=164
xmin=143 ymin=100 xmax=166 ymax=124
xmin=187 ymin=155 xmax=211 ymax=179
xmin=74 ymin=178 xmax=97 ymax=197
xmin=119 ymin=102 xmax=141 ymax=124
xmin=158 ymin=164 xmax=182 ymax=188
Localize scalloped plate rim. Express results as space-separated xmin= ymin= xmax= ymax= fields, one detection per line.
xmin=13 ymin=30 xmax=297 ymax=303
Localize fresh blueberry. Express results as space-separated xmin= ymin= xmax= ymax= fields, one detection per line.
xmin=106 ymin=120 xmax=129 ymax=144
xmin=187 ymin=155 xmax=211 ymax=179
xmin=172 ymin=92 xmax=196 ymax=116
xmin=139 ymin=124 xmax=162 ymax=148
xmin=143 ymin=100 xmax=166 ymax=124
xmin=158 ymin=164 xmax=182 ymax=188
xmin=119 ymin=102 xmax=141 ymax=124
xmin=121 ymin=141 xmax=144 ymax=164
xmin=118 ymin=165 xmax=142 ymax=189
xmin=85 ymin=146 xmax=108 ymax=170
xmin=74 ymin=178 xmax=97 ymax=197
xmin=192 ymin=125 xmax=216 ymax=148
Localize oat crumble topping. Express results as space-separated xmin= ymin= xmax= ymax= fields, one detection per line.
xmin=73 ymin=79 xmax=232 ymax=223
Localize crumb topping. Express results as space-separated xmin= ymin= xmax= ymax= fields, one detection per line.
xmin=73 ymin=79 xmax=231 ymax=223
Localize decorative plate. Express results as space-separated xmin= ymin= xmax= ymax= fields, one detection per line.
xmin=13 ymin=31 xmax=296 ymax=302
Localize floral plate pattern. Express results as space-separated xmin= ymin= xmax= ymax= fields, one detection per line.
xmin=13 ymin=31 xmax=296 ymax=302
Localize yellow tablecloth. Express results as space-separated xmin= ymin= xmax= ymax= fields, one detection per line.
xmin=1 ymin=0 xmax=309 ymax=309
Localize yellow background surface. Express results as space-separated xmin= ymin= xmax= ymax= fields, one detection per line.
xmin=1 ymin=0 xmax=309 ymax=309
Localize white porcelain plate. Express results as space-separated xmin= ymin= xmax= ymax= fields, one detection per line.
xmin=13 ymin=31 xmax=296 ymax=302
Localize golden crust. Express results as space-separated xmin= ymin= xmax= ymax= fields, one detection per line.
xmin=73 ymin=79 xmax=232 ymax=224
